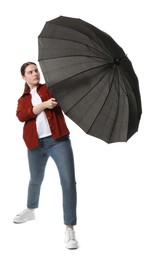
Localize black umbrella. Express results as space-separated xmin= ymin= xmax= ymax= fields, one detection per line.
xmin=38 ymin=16 xmax=142 ymax=143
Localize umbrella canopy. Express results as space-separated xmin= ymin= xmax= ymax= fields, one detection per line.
xmin=38 ymin=16 xmax=142 ymax=143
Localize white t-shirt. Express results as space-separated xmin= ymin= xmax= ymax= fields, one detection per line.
xmin=30 ymin=87 xmax=52 ymax=138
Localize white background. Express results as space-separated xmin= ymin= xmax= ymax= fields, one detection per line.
xmin=0 ymin=0 xmax=157 ymax=259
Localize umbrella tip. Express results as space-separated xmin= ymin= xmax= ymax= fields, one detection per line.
xmin=114 ymin=55 xmax=127 ymax=65
xmin=114 ymin=58 xmax=120 ymax=65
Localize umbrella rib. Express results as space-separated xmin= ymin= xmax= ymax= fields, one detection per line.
xmin=119 ymin=69 xmax=134 ymax=95
xmin=51 ymin=63 xmax=113 ymax=98
xmin=108 ymin=67 xmax=121 ymax=143
xmin=39 ymin=32 xmax=111 ymax=59
xmin=44 ymin=20 xmax=112 ymax=55
xmin=85 ymin=66 xmax=117 ymax=135
xmin=39 ymin=54 xmax=111 ymax=62
xmin=96 ymin=66 xmax=126 ymax=143
xmin=65 ymin=64 xmax=113 ymax=113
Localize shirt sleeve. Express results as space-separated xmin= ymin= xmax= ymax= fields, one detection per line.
xmin=16 ymin=97 xmax=36 ymax=122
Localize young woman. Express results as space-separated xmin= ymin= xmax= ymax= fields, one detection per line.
xmin=13 ymin=62 xmax=78 ymax=249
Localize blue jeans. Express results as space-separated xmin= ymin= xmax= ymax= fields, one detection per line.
xmin=27 ymin=135 xmax=77 ymax=226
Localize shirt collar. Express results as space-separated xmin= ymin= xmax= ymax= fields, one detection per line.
xmin=22 ymin=83 xmax=43 ymax=96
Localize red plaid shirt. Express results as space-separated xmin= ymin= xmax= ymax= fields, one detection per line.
xmin=16 ymin=84 xmax=70 ymax=150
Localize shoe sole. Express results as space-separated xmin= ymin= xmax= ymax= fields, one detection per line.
xmin=66 ymin=247 xmax=79 ymax=250
xmin=65 ymin=243 xmax=79 ymax=250
xmin=13 ymin=217 xmax=35 ymax=224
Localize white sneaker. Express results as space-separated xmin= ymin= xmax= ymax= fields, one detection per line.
xmin=13 ymin=209 xmax=35 ymax=224
xmin=64 ymin=227 xmax=79 ymax=249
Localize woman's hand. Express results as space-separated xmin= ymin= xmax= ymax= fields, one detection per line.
xmin=33 ymin=98 xmax=58 ymax=115
xmin=44 ymin=98 xmax=58 ymax=109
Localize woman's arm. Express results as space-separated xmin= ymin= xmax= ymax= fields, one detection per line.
xmin=33 ymin=98 xmax=58 ymax=115
xmin=16 ymin=99 xmax=36 ymax=122
xmin=16 ymin=97 xmax=58 ymax=122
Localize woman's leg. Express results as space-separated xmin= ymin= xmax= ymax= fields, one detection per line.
xmin=47 ymin=136 xmax=77 ymax=226
xmin=27 ymin=146 xmax=49 ymax=209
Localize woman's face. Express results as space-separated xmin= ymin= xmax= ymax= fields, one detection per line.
xmin=23 ymin=64 xmax=40 ymax=88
